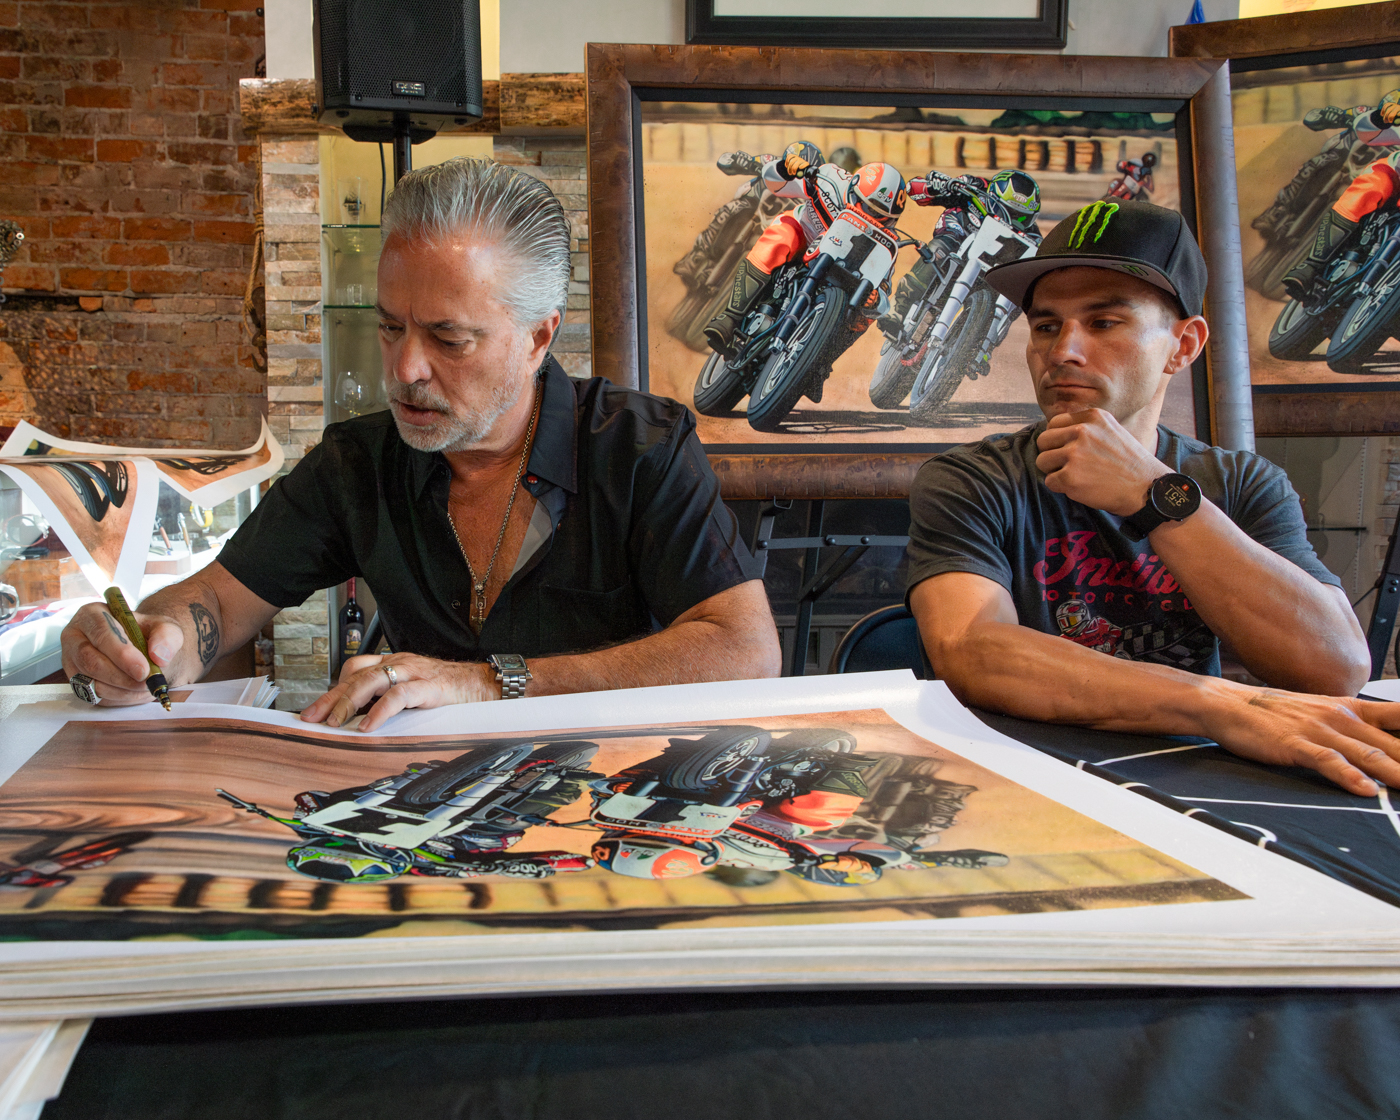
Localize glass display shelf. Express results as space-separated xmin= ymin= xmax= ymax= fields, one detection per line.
xmin=322 ymin=225 xmax=386 ymax=426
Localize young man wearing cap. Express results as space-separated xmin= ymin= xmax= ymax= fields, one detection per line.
xmin=906 ymin=199 xmax=1400 ymax=797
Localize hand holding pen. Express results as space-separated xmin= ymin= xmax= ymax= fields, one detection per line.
xmin=59 ymin=590 xmax=185 ymax=709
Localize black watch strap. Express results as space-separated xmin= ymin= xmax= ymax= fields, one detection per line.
xmin=1121 ymin=473 xmax=1201 ymax=541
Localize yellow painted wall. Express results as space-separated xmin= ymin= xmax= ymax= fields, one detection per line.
xmin=1239 ymin=0 xmax=1376 ymax=14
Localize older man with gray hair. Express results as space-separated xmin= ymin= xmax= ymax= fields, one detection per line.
xmin=61 ymin=159 xmax=780 ymax=729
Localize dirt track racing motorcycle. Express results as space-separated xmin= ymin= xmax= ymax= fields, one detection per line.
xmin=218 ymin=739 xmax=604 ymax=883
xmin=587 ymin=726 xmax=1007 ymax=882
xmin=692 ymin=206 xmax=927 ymax=433
xmin=868 ymin=187 xmax=1040 ymax=424
xmin=1248 ymin=121 xmax=1380 ymax=302
xmin=666 ymin=153 xmax=793 ymax=354
xmin=1267 ymin=202 xmax=1400 ymax=373
xmin=589 ymin=725 xmax=861 ymax=839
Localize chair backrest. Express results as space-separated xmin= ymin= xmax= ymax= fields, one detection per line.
xmin=827 ymin=604 xmax=929 ymax=678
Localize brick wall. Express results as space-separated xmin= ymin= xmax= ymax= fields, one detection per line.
xmin=0 ymin=0 xmax=264 ymax=447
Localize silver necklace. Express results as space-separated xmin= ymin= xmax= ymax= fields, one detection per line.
xmin=447 ymin=380 xmax=542 ymax=631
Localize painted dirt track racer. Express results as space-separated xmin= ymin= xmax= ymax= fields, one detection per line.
xmin=587 ymin=725 xmax=1008 ymax=886
xmin=1267 ymin=200 xmax=1400 ymax=373
xmin=218 ymin=739 xmax=604 ymax=884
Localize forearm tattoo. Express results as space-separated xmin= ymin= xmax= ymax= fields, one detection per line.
xmin=189 ymin=603 xmax=220 ymax=667
xmin=102 ymin=613 xmax=129 ymax=645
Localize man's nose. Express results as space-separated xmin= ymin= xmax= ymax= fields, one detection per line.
xmin=1047 ymin=319 xmax=1088 ymax=365
xmin=391 ymin=328 xmax=431 ymax=384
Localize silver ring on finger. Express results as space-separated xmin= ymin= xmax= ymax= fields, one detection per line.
xmin=382 ymin=664 xmax=398 ymax=688
xmin=70 ymin=673 xmax=101 ymax=706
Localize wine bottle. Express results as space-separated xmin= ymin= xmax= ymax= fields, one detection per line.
xmin=339 ymin=577 xmax=365 ymax=661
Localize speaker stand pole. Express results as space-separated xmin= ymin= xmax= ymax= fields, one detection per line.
xmin=392 ymin=122 xmax=412 ymax=184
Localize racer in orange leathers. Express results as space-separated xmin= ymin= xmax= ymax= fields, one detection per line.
xmin=702 ymin=142 xmax=907 ymax=358
xmin=1283 ymin=91 xmax=1400 ymax=300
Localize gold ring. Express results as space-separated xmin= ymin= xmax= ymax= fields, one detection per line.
xmin=382 ymin=664 xmax=398 ymax=687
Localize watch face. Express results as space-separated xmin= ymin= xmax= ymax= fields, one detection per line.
xmin=493 ymin=654 xmax=527 ymax=672
xmin=1152 ymin=473 xmax=1200 ymax=519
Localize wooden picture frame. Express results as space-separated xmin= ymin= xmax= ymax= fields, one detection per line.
xmin=685 ymin=0 xmax=1068 ymax=53
xmin=587 ymin=44 xmax=1250 ymax=494
xmin=1172 ymin=3 xmax=1400 ymax=437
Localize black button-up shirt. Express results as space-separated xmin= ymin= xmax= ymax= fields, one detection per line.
xmin=219 ymin=357 xmax=755 ymax=659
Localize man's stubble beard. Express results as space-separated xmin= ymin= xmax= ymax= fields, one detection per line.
xmin=387 ymin=337 xmax=532 ymax=454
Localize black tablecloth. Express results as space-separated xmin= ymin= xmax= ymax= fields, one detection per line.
xmin=976 ymin=711 xmax=1400 ymax=908
xmin=43 ymin=717 xmax=1400 ymax=1120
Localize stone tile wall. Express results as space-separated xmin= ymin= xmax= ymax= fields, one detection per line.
xmin=257 ymin=132 xmax=325 ymax=710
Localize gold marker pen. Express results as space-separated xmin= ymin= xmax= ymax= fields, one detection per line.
xmin=103 ymin=586 xmax=172 ymax=711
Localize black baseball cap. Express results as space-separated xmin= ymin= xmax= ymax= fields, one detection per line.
xmin=983 ymin=199 xmax=1207 ymax=318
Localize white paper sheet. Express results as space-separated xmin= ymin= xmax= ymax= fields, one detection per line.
xmin=0 ymin=673 xmax=1396 ymax=1017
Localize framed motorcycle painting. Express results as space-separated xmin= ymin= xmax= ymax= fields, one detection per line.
xmin=1174 ymin=1 xmax=1400 ymax=436
xmin=586 ymin=44 xmax=1249 ymax=477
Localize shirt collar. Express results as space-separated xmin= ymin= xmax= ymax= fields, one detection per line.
xmin=525 ymin=355 xmax=579 ymax=494
xmin=404 ymin=354 xmax=578 ymax=500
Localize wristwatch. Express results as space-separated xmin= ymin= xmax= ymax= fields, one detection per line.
xmin=489 ymin=653 xmax=532 ymax=699
xmin=1121 ymin=472 xmax=1202 ymax=541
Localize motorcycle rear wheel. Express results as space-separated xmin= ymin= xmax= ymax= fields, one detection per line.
xmin=1326 ymin=259 xmax=1400 ymax=372
xmin=399 ymin=743 xmax=536 ymax=807
xmin=908 ymin=287 xmax=996 ymax=427
xmin=746 ymin=282 xmax=847 ymax=433
xmin=1267 ymin=296 xmax=1334 ymax=361
xmin=692 ymin=351 xmax=749 ymax=415
xmin=656 ymin=727 xmax=772 ymax=793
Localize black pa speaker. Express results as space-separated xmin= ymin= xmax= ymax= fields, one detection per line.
xmin=313 ymin=0 xmax=484 ymax=142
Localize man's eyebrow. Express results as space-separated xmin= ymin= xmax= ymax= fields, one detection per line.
xmin=372 ymin=305 xmax=480 ymax=333
xmin=418 ymin=319 xmax=481 ymax=333
xmin=1027 ymin=297 xmax=1137 ymax=318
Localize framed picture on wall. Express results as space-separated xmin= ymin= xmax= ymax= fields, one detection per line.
xmin=685 ymin=0 xmax=1068 ymax=52
xmin=587 ymin=45 xmax=1245 ymax=468
xmin=1173 ymin=1 xmax=1400 ymax=436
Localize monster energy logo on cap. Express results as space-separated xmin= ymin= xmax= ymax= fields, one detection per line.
xmin=978 ymin=198 xmax=1209 ymax=318
xmin=1067 ymin=201 xmax=1119 ymax=249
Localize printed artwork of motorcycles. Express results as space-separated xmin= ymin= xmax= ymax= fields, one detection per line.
xmin=1253 ymin=99 xmax=1400 ymax=373
xmin=218 ymin=726 xmax=1008 ymax=888
xmin=677 ymin=147 xmax=1045 ymax=430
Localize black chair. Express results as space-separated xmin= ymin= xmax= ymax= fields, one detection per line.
xmin=827 ymin=604 xmax=930 ymax=677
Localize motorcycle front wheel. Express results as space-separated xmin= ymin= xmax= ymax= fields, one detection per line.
xmin=398 ymin=743 xmax=536 ymax=807
xmin=1326 ymin=258 xmax=1400 ymax=372
xmin=869 ymin=328 xmax=923 ymax=410
xmin=746 ymin=282 xmax=847 ymax=433
xmin=1268 ymin=296 xmax=1334 ymax=361
xmin=908 ymin=287 xmax=996 ymax=427
xmin=692 ymin=351 xmax=749 ymax=415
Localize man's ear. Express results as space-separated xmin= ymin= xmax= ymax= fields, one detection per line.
xmin=1165 ymin=315 xmax=1209 ymax=376
xmin=528 ymin=309 xmax=562 ymax=369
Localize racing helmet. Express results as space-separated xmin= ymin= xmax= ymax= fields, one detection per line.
xmin=987 ymin=169 xmax=1042 ymax=230
xmin=828 ymin=146 xmax=861 ymax=174
xmin=848 ymin=162 xmax=907 ymax=222
xmin=286 ymin=837 xmax=411 ymax=883
xmin=591 ymin=837 xmax=712 ymax=879
xmin=1140 ymin=151 xmax=1158 ymax=168
xmin=1055 ymin=599 xmax=1090 ymax=634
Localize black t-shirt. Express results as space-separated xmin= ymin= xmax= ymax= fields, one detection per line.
xmin=905 ymin=423 xmax=1339 ymax=677
xmin=218 ymin=357 xmax=755 ymax=660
